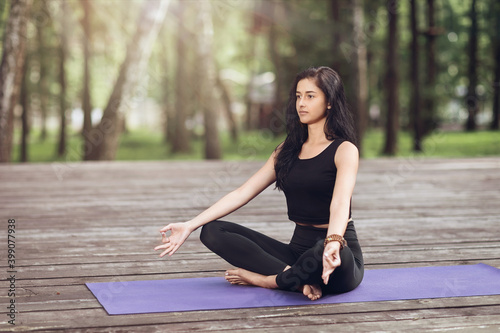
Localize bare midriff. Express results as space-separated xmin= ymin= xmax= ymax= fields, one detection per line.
xmin=295 ymin=222 xmax=329 ymax=229
xmin=295 ymin=217 xmax=352 ymax=229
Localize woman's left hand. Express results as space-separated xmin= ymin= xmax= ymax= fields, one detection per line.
xmin=322 ymin=241 xmax=342 ymax=285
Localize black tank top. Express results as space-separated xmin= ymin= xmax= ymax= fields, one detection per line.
xmin=282 ymin=139 xmax=351 ymax=224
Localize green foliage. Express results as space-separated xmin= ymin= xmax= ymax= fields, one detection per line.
xmin=362 ymin=129 xmax=500 ymax=158
xmin=4 ymin=0 xmax=500 ymax=164
xmin=11 ymin=130 xmax=83 ymax=163
xmin=11 ymin=129 xmax=500 ymax=163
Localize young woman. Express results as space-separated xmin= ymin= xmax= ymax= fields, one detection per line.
xmin=155 ymin=67 xmax=364 ymax=301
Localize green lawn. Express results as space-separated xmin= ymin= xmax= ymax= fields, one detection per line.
xmin=362 ymin=129 xmax=500 ymax=158
xmin=10 ymin=128 xmax=500 ymax=163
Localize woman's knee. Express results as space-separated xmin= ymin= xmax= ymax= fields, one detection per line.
xmin=323 ymin=247 xmax=364 ymax=294
xmin=199 ymin=220 xmax=221 ymax=247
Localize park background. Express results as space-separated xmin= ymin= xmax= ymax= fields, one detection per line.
xmin=0 ymin=0 xmax=499 ymax=164
xmin=1 ymin=1 xmax=500 ymax=331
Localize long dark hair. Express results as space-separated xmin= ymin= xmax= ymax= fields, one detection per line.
xmin=274 ymin=66 xmax=357 ymax=191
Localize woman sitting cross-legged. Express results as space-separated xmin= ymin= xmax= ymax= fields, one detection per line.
xmin=154 ymin=66 xmax=364 ymax=300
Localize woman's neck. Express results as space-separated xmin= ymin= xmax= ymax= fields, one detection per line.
xmin=306 ymin=118 xmax=329 ymax=144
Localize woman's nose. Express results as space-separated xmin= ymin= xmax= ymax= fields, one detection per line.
xmin=297 ymin=96 xmax=305 ymax=107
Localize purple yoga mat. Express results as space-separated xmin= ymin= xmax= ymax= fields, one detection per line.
xmin=86 ymin=263 xmax=500 ymax=315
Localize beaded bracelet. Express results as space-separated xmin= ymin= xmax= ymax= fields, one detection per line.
xmin=324 ymin=234 xmax=347 ymax=249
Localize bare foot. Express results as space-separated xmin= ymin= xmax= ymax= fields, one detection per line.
xmin=225 ymin=268 xmax=278 ymax=289
xmin=225 ymin=267 xmax=322 ymax=301
xmin=281 ymin=266 xmax=322 ymax=301
xmin=225 ymin=268 xmax=251 ymax=286
xmin=302 ymin=284 xmax=322 ymax=301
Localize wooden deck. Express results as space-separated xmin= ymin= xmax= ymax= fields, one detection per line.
xmin=1 ymin=156 xmax=500 ymax=332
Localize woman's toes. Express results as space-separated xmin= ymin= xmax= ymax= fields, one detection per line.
xmin=302 ymin=284 xmax=322 ymax=301
xmin=226 ymin=269 xmax=239 ymax=276
xmin=302 ymin=285 xmax=312 ymax=298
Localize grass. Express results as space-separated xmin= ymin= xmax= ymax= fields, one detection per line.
xmin=362 ymin=129 xmax=500 ymax=158
xmin=10 ymin=128 xmax=500 ymax=163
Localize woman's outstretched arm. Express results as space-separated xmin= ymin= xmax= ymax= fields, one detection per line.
xmin=154 ymin=151 xmax=278 ymax=257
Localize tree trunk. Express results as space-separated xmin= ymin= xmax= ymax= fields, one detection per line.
xmin=423 ymin=0 xmax=438 ymax=135
xmin=331 ymin=0 xmax=356 ymax=114
xmin=330 ymin=0 xmax=357 ymax=135
xmin=491 ymin=0 xmax=500 ymax=130
xmin=382 ymin=0 xmax=399 ymax=156
xmin=410 ymin=0 xmax=423 ymax=151
xmin=0 ymin=0 xmax=31 ymax=163
xmin=36 ymin=0 xmax=49 ymax=142
xmin=163 ymin=72 xmax=175 ymax=145
xmin=244 ymin=5 xmax=258 ymax=131
xmin=159 ymin=26 xmax=175 ymax=145
xmin=20 ymin=53 xmax=29 ymax=162
xmin=172 ymin=1 xmax=191 ymax=153
xmin=352 ymin=0 xmax=368 ymax=152
xmin=465 ymin=0 xmax=479 ymax=131
xmin=86 ymin=0 xmax=170 ymax=160
xmin=268 ymin=0 xmax=285 ymax=136
xmin=330 ymin=0 xmax=343 ymax=72
xmin=57 ymin=0 xmax=69 ymax=157
xmin=216 ymin=72 xmax=238 ymax=141
xmin=81 ymin=0 xmax=94 ymax=160
xmin=197 ymin=1 xmax=221 ymax=160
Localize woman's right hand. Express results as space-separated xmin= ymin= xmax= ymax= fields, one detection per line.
xmin=154 ymin=222 xmax=192 ymax=257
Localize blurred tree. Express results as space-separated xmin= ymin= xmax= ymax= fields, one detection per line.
xmin=352 ymin=0 xmax=368 ymax=152
xmin=216 ymin=71 xmax=238 ymax=141
xmin=87 ymin=0 xmax=169 ymax=160
xmin=171 ymin=0 xmax=191 ymax=153
xmin=196 ymin=0 xmax=221 ymax=159
xmin=5 ymin=0 xmax=500 ymax=163
xmin=409 ymin=0 xmax=423 ymax=151
xmin=330 ymin=0 xmax=343 ymax=71
xmin=363 ymin=0 xmax=386 ymax=129
xmin=382 ymin=0 xmax=399 ymax=156
xmin=57 ymin=0 xmax=69 ymax=157
xmin=0 ymin=0 xmax=31 ymax=163
xmin=20 ymin=51 xmax=29 ymax=162
xmin=0 ymin=0 xmax=7 ymax=22
xmin=243 ymin=31 xmax=257 ymax=131
xmin=81 ymin=0 xmax=93 ymax=160
xmin=327 ymin=0 xmax=367 ymax=151
xmin=267 ymin=0 xmax=286 ymax=136
xmin=491 ymin=0 xmax=500 ymax=130
xmin=159 ymin=25 xmax=175 ymax=145
xmin=36 ymin=0 xmax=50 ymax=142
xmin=422 ymin=0 xmax=440 ymax=134
xmin=244 ymin=0 xmax=263 ymax=131
xmin=465 ymin=0 xmax=478 ymax=131
xmin=328 ymin=0 xmax=360 ymax=142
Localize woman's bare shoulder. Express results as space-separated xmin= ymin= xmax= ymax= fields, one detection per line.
xmin=335 ymin=141 xmax=359 ymax=167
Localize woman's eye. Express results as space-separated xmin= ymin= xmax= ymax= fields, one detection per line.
xmin=308 ymin=95 xmax=314 ymax=99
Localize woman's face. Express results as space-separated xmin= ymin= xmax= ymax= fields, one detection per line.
xmin=295 ymin=78 xmax=329 ymax=125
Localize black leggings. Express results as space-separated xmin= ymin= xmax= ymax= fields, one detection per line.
xmin=200 ymin=220 xmax=364 ymax=294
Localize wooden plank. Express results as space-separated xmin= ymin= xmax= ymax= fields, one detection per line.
xmin=12 ymin=282 xmax=500 ymax=312
xmin=8 ymin=304 xmax=500 ymax=331
xmin=0 ymin=157 xmax=499 ymax=331
xmin=6 ymin=247 xmax=499 ymax=281
xmin=5 ymin=241 xmax=499 ymax=267
xmin=5 ymin=257 xmax=499 ymax=290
